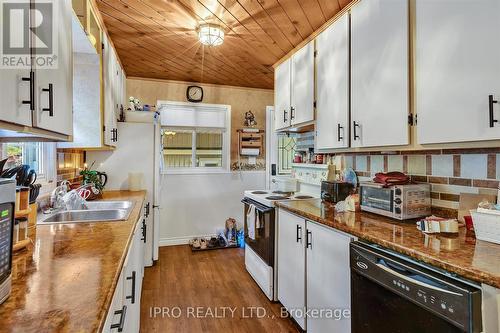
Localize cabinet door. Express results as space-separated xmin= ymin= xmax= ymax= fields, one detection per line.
xmin=34 ymin=0 xmax=73 ymax=135
xmin=416 ymin=0 xmax=500 ymax=144
xmin=316 ymin=13 xmax=350 ymax=150
xmin=143 ymin=202 xmax=153 ymax=267
xmin=277 ymin=209 xmax=306 ymax=330
xmin=351 ymin=0 xmax=409 ymax=148
xmin=122 ymin=221 xmax=143 ymax=333
xmin=103 ymin=34 xmax=117 ymax=146
xmin=102 ymin=271 xmax=124 ymax=333
xmin=0 ymin=68 xmax=33 ymax=126
xmin=275 ymin=59 xmax=291 ymax=130
xmin=291 ymin=42 xmax=315 ymax=126
xmin=306 ymin=221 xmax=354 ymax=333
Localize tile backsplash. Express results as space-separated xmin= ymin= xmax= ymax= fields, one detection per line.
xmin=328 ymin=148 xmax=500 ymax=216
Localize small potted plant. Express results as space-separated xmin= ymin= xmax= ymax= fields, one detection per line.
xmin=80 ymin=163 xmax=108 ymax=200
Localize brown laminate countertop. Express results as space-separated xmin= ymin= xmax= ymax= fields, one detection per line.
xmin=276 ymin=199 xmax=500 ymax=289
xmin=0 ymin=190 xmax=146 ymax=333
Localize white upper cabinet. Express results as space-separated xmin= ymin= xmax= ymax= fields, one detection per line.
xmin=351 ymin=0 xmax=409 ymax=148
xmin=316 ymin=13 xmax=350 ymax=150
xmin=0 ymin=71 xmax=33 ymax=128
xmin=33 ymin=0 xmax=73 ymax=136
xmin=274 ymin=58 xmax=291 ymax=131
xmin=291 ymin=41 xmax=315 ymax=126
xmin=103 ymin=34 xmax=119 ymax=147
xmin=416 ymin=0 xmax=500 ymax=144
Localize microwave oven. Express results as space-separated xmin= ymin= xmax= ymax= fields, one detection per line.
xmin=360 ymin=182 xmax=431 ymax=220
xmin=0 ymin=178 xmax=16 ymax=305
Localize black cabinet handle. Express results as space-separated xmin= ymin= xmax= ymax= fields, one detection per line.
xmin=290 ymin=106 xmax=295 ymax=120
xmin=489 ymin=95 xmax=498 ymax=128
xmin=42 ymin=84 xmax=54 ymax=117
xmin=306 ymin=230 xmax=312 ymax=249
xmin=111 ymin=128 xmax=118 ymax=142
xmin=111 ymin=305 xmax=127 ymax=332
xmin=296 ymin=225 xmax=302 ymax=243
xmin=141 ymin=219 xmax=147 ymax=243
xmin=337 ymin=123 xmax=344 ymax=142
xmin=21 ymin=71 xmax=35 ymax=110
xmin=283 ymin=109 xmax=288 ymax=123
xmin=353 ymin=121 xmax=360 ymax=140
xmin=126 ymin=271 xmax=136 ymax=304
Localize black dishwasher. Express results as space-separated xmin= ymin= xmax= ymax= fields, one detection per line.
xmin=350 ymin=242 xmax=482 ymax=333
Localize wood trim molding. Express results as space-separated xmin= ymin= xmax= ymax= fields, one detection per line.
xmin=127 ymin=76 xmax=274 ymax=93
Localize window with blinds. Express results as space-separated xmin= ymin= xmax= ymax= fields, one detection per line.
xmin=158 ymin=101 xmax=231 ymax=173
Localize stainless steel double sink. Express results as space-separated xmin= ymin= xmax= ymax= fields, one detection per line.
xmin=40 ymin=201 xmax=135 ymax=224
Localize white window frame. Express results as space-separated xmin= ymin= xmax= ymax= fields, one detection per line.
xmin=1 ymin=142 xmax=57 ymax=195
xmin=158 ymin=101 xmax=231 ymax=175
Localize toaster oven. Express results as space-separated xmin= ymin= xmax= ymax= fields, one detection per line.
xmin=360 ymin=182 xmax=431 ymax=220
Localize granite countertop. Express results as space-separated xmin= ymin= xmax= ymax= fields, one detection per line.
xmin=0 ymin=190 xmax=146 ymax=333
xmin=276 ymin=199 xmax=500 ymax=289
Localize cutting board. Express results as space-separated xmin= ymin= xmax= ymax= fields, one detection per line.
xmin=458 ymin=193 xmax=497 ymax=222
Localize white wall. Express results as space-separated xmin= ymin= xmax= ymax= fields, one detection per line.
xmin=159 ymin=171 xmax=265 ymax=246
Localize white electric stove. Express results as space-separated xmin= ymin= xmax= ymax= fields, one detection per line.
xmin=242 ymin=189 xmax=319 ymax=301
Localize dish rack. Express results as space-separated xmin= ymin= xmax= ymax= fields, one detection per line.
xmin=470 ymin=209 xmax=500 ymax=245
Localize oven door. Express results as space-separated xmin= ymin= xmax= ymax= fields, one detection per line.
xmin=242 ymin=197 xmax=275 ymax=267
xmin=360 ymin=185 xmax=394 ymax=213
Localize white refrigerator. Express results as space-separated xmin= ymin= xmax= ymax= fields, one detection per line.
xmin=87 ymin=114 xmax=163 ymax=266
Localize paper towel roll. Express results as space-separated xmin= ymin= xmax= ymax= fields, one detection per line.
xmin=128 ymin=172 xmax=144 ymax=191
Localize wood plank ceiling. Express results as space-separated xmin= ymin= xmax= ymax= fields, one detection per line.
xmin=95 ymin=0 xmax=354 ymax=89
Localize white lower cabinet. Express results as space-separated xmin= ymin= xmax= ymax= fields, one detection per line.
xmin=103 ymin=217 xmax=144 ymax=333
xmin=277 ymin=209 xmax=306 ymax=330
xmin=277 ymin=209 xmax=355 ymax=332
xmin=306 ymin=221 xmax=355 ymax=333
xmin=103 ymin=270 xmax=125 ymax=333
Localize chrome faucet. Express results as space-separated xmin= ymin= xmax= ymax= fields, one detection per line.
xmin=50 ymin=184 xmax=69 ymax=210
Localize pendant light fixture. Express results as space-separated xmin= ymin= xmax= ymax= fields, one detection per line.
xmin=198 ymin=24 xmax=225 ymax=47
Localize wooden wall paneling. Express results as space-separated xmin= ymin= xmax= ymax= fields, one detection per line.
xmin=297 ymin=0 xmax=327 ymax=30
xmin=98 ymin=1 xmax=270 ymax=88
xmin=255 ymin=0 xmax=303 ymax=46
xmin=94 ymin=0 xmax=355 ymax=89
xmin=143 ymin=0 xmax=277 ymax=80
xmin=316 ymin=0 xmax=342 ymax=20
xmin=338 ymin=0 xmax=353 ymax=8
xmin=100 ymin=16 xmax=229 ymax=83
xmin=174 ymin=0 xmax=277 ymax=75
xmin=98 ymin=2 xmax=264 ymax=87
xmin=187 ymin=0 xmax=284 ymax=59
xmin=275 ymin=0 xmax=315 ymax=38
xmin=221 ymin=0 xmax=294 ymax=51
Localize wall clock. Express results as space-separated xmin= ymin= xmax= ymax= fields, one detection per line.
xmin=187 ymin=86 xmax=204 ymax=103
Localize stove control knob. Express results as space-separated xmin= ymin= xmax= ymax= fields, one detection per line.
xmin=394 ymin=198 xmax=402 ymax=205
xmin=395 ymin=188 xmax=402 ymax=196
xmin=395 ymin=207 xmax=402 ymax=214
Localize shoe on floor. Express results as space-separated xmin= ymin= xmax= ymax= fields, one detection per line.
xmin=208 ymin=237 xmax=218 ymax=248
xmin=191 ymin=238 xmax=201 ymax=249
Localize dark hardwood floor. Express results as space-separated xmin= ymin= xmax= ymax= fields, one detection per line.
xmin=140 ymin=245 xmax=299 ymax=332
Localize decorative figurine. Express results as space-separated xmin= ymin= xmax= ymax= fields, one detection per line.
xmin=244 ymin=110 xmax=257 ymax=127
